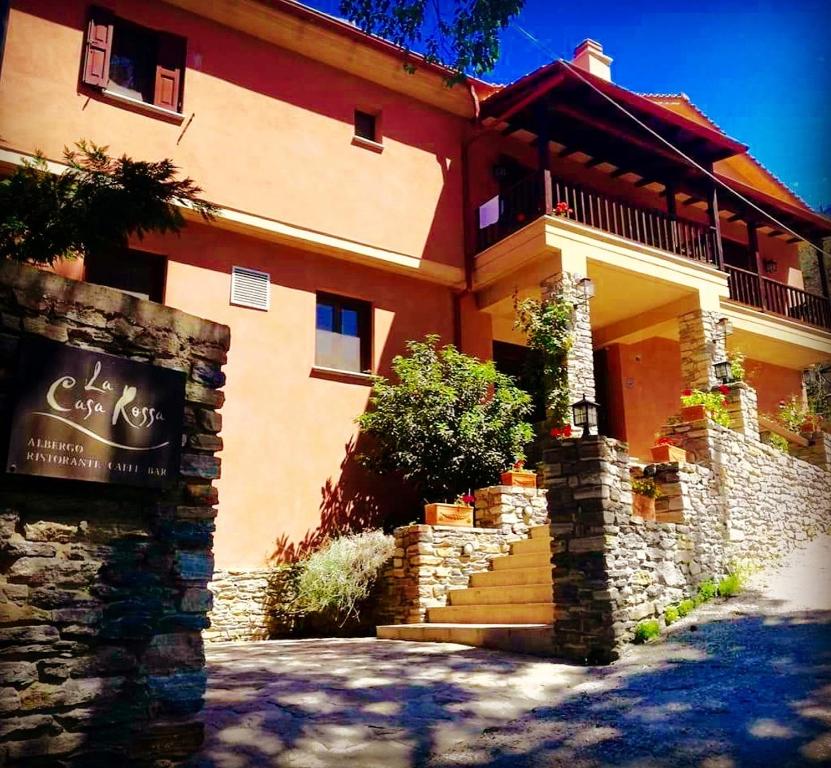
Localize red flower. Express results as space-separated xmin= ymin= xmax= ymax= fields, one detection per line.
xmin=550 ymin=427 xmax=561 ymax=438
xmin=563 ymin=424 xmax=573 ymax=437
xmin=656 ymin=436 xmax=677 ymax=447
xmin=462 ymin=494 xmax=475 ymax=505
xmin=682 ymin=389 xmax=692 ymax=397
xmin=718 ymin=384 xmax=730 ymax=396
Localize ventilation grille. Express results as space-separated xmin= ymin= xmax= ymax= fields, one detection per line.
xmin=230 ymin=266 xmax=270 ymax=310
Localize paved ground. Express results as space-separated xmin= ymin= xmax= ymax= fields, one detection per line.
xmin=190 ymin=536 xmax=831 ymax=767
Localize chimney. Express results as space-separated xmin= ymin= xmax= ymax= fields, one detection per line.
xmin=572 ymin=39 xmax=612 ymax=82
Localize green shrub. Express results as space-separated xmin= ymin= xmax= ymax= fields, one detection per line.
xmin=718 ymin=572 xmax=743 ymax=598
xmin=356 ymin=336 xmax=533 ymax=501
xmin=764 ymin=432 xmax=789 ymax=455
xmin=697 ymin=580 xmax=718 ymax=601
xmin=631 ymin=477 xmax=661 ymax=498
xmin=680 ymin=389 xmax=731 ymax=428
xmin=633 ymin=619 xmax=661 ymax=644
xmin=692 ymin=595 xmax=704 ymax=608
xmin=677 ymin=599 xmax=695 ymax=617
xmin=664 ymin=605 xmax=679 ymax=625
xmin=294 ymin=530 xmax=395 ymax=623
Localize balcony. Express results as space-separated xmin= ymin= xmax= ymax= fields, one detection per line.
xmin=476 ymin=170 xmax=720 ymax=266
xmin=474 ymin=170 xmax=831 ymax=333
xmin=726 ymin=265 xmax=831 ymax=331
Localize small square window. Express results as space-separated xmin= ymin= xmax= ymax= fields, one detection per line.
xmin=354 ymin=110 xmax=377 ymax=142
xmin=85 ymin=248 xmax=166 ymax=303
xmin=315 ymin=293 xmax=371 ymax=373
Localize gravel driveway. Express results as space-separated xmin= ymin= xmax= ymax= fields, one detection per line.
xmin=190 ymin=536 xmax=831 ymax=767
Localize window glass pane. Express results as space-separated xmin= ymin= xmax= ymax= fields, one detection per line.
xmin=354 ymin=110 xmax=376 ymax=141
xmin=316 ymin=302 xmax=335 ymax=331
xmin=108 ymin=23 xmax=156 ymax=103
xmin=341 ymin=308 xmax=359 ymax=337
xmin=315 ymin=330 xmax=361 ymax=372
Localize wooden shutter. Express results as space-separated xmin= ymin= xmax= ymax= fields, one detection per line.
xmin=154 ymin=34 xmax=185 ymax=112
xmin=82 ymin=7 xmax=114 ymax=87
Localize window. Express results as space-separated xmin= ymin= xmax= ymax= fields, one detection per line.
xmin=84 ymin=248 xmax=166 ymax=303
xmin=315 ymin=293 xmax=371 ymax=374
xmin=82 ymin=6 xmax=185 ymax=113
xmin=354 ymin=110 xmax=378 ymax=142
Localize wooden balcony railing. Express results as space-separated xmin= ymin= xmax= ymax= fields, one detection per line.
xmin=726 ymin=264 xmax=831 ymax=331
xmin=475 ymin=170 xmax=720 ymax=267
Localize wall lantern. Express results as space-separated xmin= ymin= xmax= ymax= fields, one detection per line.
xmin=577 ymin=277 xmax=594 ymax=302
xmin=763 ymin=258 xmax=778 ymax=275
xmin=714 ymin=359 xmax=732 ymax=385
xmin=571 ymin=394 xmax=599 ymax=438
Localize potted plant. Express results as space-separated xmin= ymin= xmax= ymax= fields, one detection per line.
xmin=424 ymin=492 xmax=474 ymax=527
xmin=679 ymin=388 xmax=731 ymax=427
xmin=500 ymin=458 xmax=537 ymax=488
xmin=631 ymin=477 xmax=661 ymax=521
xmin=650 ymin=436 xmax=687 ymax=464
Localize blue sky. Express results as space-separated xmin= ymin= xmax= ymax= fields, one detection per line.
xmin=308 ymin=0 xmax=830 ymax=210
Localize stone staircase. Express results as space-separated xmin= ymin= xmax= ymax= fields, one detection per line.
xmin=377 ymin=524 xmax=555 ymax=655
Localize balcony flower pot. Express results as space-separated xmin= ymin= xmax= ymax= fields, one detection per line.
xmin=500 ymin=469 xmax=537 ymax=488
xmin=424 ymin=503 xmax=473 ymax=527
xmin=649 ymin=444 xmax=687 ymax=464
xmin=680 ymin=404 xmax=708 ymax=423
xmin=632 ymin=493 xmax=656 ymax=521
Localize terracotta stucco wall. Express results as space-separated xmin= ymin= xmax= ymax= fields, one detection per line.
xmin=122 ymin=223 xmax=454 ymax=569
xmin=1 ymin=0 xmax=467 ymax=270
xmin=602 ymin=338 xmax=683 ymax=459
xmin=745 ymin=357 xmax=804 ymax=415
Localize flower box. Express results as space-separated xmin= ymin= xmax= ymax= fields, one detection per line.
xmin=424 ymin=503 xmax=473 ymax=527
xmin=632 ymin=494 xmax=656 ymax=521
xmin=680 ymin=404 xmax=707 ymax=423
xmin=500 ymin=469 xmax=537 ymax=488
xmin=649 ymin=444 xmax=687 ymax=464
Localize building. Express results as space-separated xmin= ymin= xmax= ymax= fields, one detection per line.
xmin=2 ymin=0 xmax=830 ymax=638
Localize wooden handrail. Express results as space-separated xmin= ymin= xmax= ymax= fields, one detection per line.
xmin=726 ymin=264 xmax=831 ymax=331
xmin=474 ymin=171 xmax=718 ymax=266
xmin=758 ymin=414 xmax=810 ymax=448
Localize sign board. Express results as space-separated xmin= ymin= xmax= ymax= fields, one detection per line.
xmin=6 ymin=335 xmax=186 ymax=487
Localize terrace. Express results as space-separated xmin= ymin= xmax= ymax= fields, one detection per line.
xmin=471 ymin=56 xmax=831 ymax=332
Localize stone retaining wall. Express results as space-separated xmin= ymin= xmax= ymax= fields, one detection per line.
xmin=0 ymin=262 xmax=229 ymax=765
xmin=544 ymin=425 xmax=831 ymax=663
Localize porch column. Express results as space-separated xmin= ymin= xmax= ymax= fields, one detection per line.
xmin=542 ymin=272 xmax=596 ymax=428
xmin=706 ymin=184 xmax=724 ymax=269
xmin=678 ymin=308 xmax=725 ymax=391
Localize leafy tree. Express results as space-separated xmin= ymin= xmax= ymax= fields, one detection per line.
xmin=339 ymin=0 xmax=523 ymax=82
xmin=0 ymin=140 xmax=216 ymax=266
xmin=357 ymin=335 xmax=533 ymax=501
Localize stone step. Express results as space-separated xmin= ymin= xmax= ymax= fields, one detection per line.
xmin=377 ymin=623 xmax=555 ymax=656
xmin=427 ymin=602 xmax=555 ymax=624
xmin=491 ymin=551 xmax=551 ymax=570
xmin=470 ymin=566 xmax=552 ymax=588
xmin=510 ymin=536 xmax=551 ymax=555
xmin=530 ymin=524 xmax=550 ymax=539
xmin=447 ymin=582 xmax=552 ymax=606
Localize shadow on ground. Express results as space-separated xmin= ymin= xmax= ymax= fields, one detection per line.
xmin=188 ymin=588 xmax=830 ymax=768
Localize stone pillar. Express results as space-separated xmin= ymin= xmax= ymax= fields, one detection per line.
xmin=540 ymin=436 xmax=631 ymax=664
xmin=678 ymin=309 xmax=725 ymax=391
xmin=724 ymin=382 xmax=760 ymax=441
xmin=473 ymin=486 xmax=549 ymax=538
xmin=0 ymin=262 xmax=229 ymax=765
xmin=541 ymin=272 xmax=595 ymax=428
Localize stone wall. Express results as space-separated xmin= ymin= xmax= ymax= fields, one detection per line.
xmin=543 ymin=425 xmax=831 ymax=663
xmin=376 ymin=486 xmax=548 ymax=625
xmin=0 ymin=262 xmax=229 ymax=765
